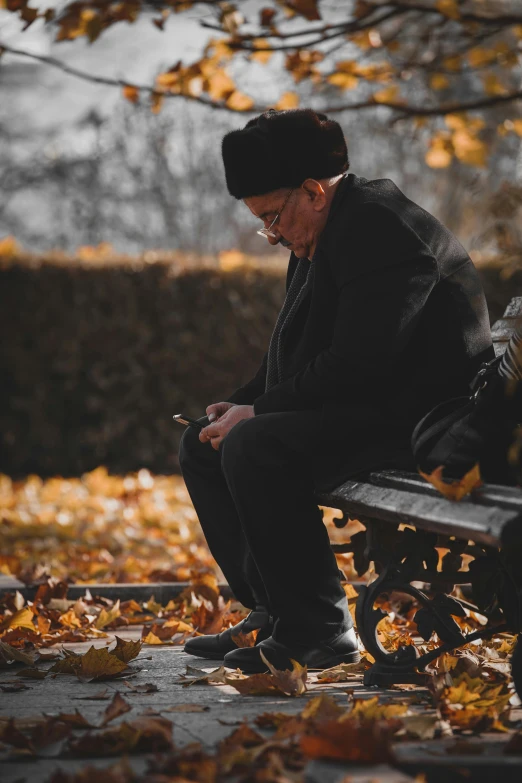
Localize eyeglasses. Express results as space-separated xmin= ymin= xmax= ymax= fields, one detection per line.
xmin=257 ymin=188 xmax=295 ymax=239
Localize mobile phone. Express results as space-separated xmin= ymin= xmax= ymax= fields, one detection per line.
xmin=173 ymin=414 xmax=203 ymax=431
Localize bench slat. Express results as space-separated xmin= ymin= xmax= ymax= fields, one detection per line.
xmin=317 ymin=471 xmax=522 ymax=547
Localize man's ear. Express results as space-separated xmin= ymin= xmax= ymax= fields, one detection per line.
xmin=302 ymin=179 xmax=326 ymax=210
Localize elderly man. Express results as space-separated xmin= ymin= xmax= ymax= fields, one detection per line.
xmin=179 ymin=108 xmax=494 ymax=674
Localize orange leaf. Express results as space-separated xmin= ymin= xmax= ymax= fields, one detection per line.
xmin=225 ymin=91 xmax=255 ymax=112
xmin=419 ymin=463 xmax=482 ymax=501
xmin=122 ymin=85 xmax=139 ymax=104
xmin=100 ymin=691 xmax=132 ymax=726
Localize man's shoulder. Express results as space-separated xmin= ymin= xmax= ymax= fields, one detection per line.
xmin=335 ymin=173 xmax=426 ymax=221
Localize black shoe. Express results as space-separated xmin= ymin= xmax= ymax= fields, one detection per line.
xmin=183 ymin=607 xmax=273 ymax=660
xmin=223 ymin=628 xmax=360 ymax=673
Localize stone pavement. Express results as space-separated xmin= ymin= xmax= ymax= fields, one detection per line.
xmin=1 ymin=625 xmax=522 ymax=783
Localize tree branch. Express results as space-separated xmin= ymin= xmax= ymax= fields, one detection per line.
xmin=323 ymin=89 xmax=522 ymax=117
xmin=2 ymin=40 xmax=521 ymax=119
xmin=0 ymin=42 xmax=258 ymax=111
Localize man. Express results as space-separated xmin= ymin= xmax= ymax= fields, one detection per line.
xmin=179 ymin=108 xmax=494 ymax=674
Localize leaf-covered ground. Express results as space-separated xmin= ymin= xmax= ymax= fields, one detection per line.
xmin=0 ymin=467 xmax=361 ymax=586
xmin=1 ymin=468 xmax=522 ymax=780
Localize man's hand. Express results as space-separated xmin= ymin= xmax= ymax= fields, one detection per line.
xmin=200 ymin=405 xmax=255 ymax=450
xmin=205 ymin=401 xmax=236 ymax=423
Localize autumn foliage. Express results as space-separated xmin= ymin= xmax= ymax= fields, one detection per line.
xmin=2 ymin=1 xmax=522 ymax=167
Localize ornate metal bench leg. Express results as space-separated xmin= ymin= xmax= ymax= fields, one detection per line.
xmin=356 ymin=579 xmax=431 ymax=687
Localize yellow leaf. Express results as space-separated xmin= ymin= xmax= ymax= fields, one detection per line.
xmin=513 ymin=119 xmax=522 ymax=137
xmin=328 ymin=72 xmax=359 ymax=91
xmin=351 ymin=695 xmax=408 ymax=720
xmin=452 ymin=129 xmax=488 ymax=167
xmin=274 ymin=91 xmax=300 ymax=110
xmin=425 ymin=135 xmax=453 ymax=168
xmin=142 ymin=631 xmax=164 ymax=644
xmin=0 ymin=235 xmax=21 ymax=258
xmin=373 ymin=85 xmax=399 ymax=104
xmin=206 ymin=68 xmax=235 ymax=101
xmin=442 ymin=54 xmax=462 ymax=72
xmin=467 ymin=48 xmax=496 ymax=69
xmin=59 ymin=608 xmax=82 ymax=629
xmin=225 ymin=91 xmax=255 ymax=112
xmin=483 ymin=73 xmax=507 ymax=96
xmin=430 ymin=73 xmax=450 ymax=90
xmin=122 ymin=85 xmax=139 ymax=104
xmin=95 ymin=599 xmax=121 ymax=629
xmin=351 ymin=29 xmax=381 ymax=50
xmin=250 ymin=39 xmax=273 ymax=65
xmin=156 ymin=71 xmax=180 ymax=90
xmin=419 ymin=463 xmax=482 ymax=501
xmin=436 ymin=0 xmax=460 ymax=20
xmin=2 ymin=607 xmax=34 ymax=632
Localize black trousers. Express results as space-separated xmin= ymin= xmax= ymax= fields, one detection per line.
xmin=178 ymin=410 xmax=354 ymax=646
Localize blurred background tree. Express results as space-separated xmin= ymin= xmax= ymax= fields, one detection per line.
xmin=1 ymin=0 xmax=522 ymax=253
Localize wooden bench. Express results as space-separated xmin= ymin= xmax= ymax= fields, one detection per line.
xmin=317 ymin=297 xmax=522 ymax=690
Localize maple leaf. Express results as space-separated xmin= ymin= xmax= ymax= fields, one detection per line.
xmin=300 ymin=717 xmax=398 ymax=762
xmin=100 ymin=691 xmax=132 ymax=726
xmin=0 ymin=640 xmax=35 ymax=666
xmin=260 ymin=649 xmax=308 ymax=696
xmin=49 ymin=709 xmax=92 ymax=728
xmin=274 ymin=91 xmax=300 ymax=110
xmin=178 ymin=664 xmax=229 ymax=686
xmin=226 ymin=651 xmax=307 ymax=697
xmin=111 ymin=636 xmax=142 ymax=663
xmin=31 ymin=716 xmax=73 ymax=749
xmin=95 ymin=599 xmax=121 ymax=629
xmin=351 ymin=695 xmax=408 ymax=720
xmin=122 ymin=85 xmax=139 ymax=104
xmin=123 ymin=680 xmax=159 ymax=693
xmin=230 ymin=629 xmax=258 ymax=648
xmin=0 ymin=717 xmax=35 ymax=752
xmin=67 ymin=716 xmax=173 ymax=757
xmin=419 ymin=463 xmax=482 ymax=501
xmin=15 ymin=667 xmax=47 ymax=678
xmin=75 ymin=645 xmax=131 ymax=682
xmin=316 ymin=659 xmax=369 ymax=681
xmin=0 ymin=606 xmax=35 ymax=632
xmin=225 ymin=671 xmax=283 ymax=696
xmin=301 ymin=694 xmax=345 ymax=723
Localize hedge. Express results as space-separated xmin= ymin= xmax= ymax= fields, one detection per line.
xmin=0 ymin=249 xmax=286 ymax=478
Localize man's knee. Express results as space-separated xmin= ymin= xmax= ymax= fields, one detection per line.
xmin=220 ymin=417 xmax=272 ymax=476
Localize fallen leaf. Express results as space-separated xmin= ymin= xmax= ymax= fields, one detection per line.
xmin=419 ymin=463 xmax=482 ymax=501
xmin=123 ymin=680 xmax=159 ymax=693
xmin=178 ymin=665 xmax=229 ymax=687
xmin=100 ymin=691 xmax=132 ymax=726
xmin=15 ymin=668 xmax=47 ymax=679
xmin=111 ymin=636 xmax=142 ymax=663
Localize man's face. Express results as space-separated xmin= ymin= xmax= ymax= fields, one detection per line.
xmin=244 ymin=179 xmax=330 ymax=260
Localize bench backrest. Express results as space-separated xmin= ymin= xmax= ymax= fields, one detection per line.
xmin=491 ymin=296 xmax=522 ymax=356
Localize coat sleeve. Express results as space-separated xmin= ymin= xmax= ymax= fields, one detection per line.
xmin=252 ymin=203 xmax=440 ymax=415
xmin=224 ymin=254 xmax=299 ymax=405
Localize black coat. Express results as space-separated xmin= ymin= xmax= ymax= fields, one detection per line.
xmin=226 ymin=172 xmax=494 ymax=488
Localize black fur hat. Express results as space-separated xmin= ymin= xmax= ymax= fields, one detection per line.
xmin=221 ymin=108 xmax=349 ymax=199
